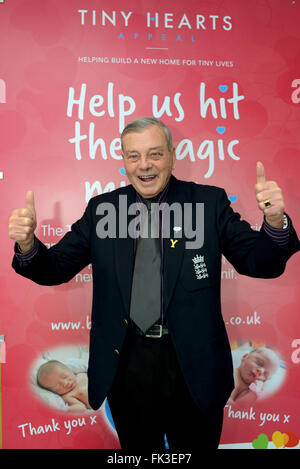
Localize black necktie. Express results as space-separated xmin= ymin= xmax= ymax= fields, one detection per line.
xmin=130 ymin=200 xmax=161 ymax=333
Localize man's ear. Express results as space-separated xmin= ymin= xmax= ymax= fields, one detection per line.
xmin=171 ymin=147 xmax=176 ymax=170
xmin=121 ymin=152 xmax=127 ymax=175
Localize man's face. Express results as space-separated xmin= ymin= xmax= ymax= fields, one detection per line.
xmin=122 ymin=125 xmax=176 ymax=199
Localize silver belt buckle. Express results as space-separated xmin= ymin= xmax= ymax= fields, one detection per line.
xmin=146 ymin=324 xmax=163 ymax=338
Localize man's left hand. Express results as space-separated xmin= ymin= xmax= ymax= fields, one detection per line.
xmin=255 ymin=161 xmax=285 ymax=228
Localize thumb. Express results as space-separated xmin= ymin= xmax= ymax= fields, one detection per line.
xmin=25 ymin=190 xmax=36 ymax=216
xmin=256 ymin=161 xmax=266 ymax=185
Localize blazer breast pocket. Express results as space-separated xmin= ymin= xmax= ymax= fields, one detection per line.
xmin=179 ymin=250 xmax=219 ymax=291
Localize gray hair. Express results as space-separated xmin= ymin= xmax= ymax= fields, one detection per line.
xmin=121 ymin=117 xmax=173 ymax=151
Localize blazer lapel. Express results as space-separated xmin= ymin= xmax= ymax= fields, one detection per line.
xmin=114 ymin=185 xmax=136 ymax=314
xmin=162 ymin=176 xmax=186 ymax=314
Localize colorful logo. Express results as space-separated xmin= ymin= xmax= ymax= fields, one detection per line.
xmin=252 ymin=430 xmax=299 ymax=449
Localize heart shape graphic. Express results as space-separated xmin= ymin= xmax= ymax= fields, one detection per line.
xmin=272 ymin=431 xmax=289 ymax=448
xmin=216 ymin=126 xmax=226 ymax=134
xmin=252 ymin=433 xmax=268 ymax=449
xmin=284 ymin=431 xmax=299 ymax=448
xmin=229 ymin=195 xmax=238 ymax=203
xmin=219 ymin=85 xmax=228 ymax=93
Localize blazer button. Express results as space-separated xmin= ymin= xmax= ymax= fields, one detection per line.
xmin=114 ymin=349 xmax=120 ymax=355
xmin=123 ymin=319 xmax=128 ymax=326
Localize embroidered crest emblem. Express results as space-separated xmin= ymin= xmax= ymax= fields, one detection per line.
xmin=192 ymin=254 xmax=208 ymax=280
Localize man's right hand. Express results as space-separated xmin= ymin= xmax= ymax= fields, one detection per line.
xmin=8 ymin=191 xmax=37 ymax=253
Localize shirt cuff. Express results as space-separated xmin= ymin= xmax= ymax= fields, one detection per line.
xmin=262 ymin=214 xmax=292 ymax=247
xmin=14 ymin=236 xmax=39 ymax=267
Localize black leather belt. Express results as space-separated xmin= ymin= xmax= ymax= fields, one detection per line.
xmin=132 ymin=322 xmax=169 ymax=338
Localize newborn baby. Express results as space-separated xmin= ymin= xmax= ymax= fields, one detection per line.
xmin=229 ymin=347 xmax=281 ymax=403
xmin=37 ymin=360 xmax=91 ymax=412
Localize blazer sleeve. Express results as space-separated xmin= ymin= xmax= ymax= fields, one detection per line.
xmin=12 ymin=200 xmax=93 ymax=286
xmin=216 ymin=189 xmax=300 ymax=278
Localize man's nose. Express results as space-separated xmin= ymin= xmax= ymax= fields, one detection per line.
xmin=139 ymin=155 xmax=152 ymax=170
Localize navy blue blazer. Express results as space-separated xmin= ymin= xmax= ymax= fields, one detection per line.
xmin=12 ymin=176 xmax=300 ymax=415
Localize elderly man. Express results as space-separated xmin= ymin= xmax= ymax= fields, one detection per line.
xmin=9 ymin=117 xmax=299 ymax=451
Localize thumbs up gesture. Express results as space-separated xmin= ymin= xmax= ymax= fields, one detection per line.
xmin=255 ymin=162 xmax=285 ymax=228
xmin=8 ymin=191 xmax=37 ymax=253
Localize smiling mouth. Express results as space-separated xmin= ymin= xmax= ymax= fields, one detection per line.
xmin=138 ymin=175 xmax=157 ymax=183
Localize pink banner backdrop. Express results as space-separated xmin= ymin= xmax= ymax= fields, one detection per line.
xmin=0 ymin=0 xmax=299 ymax=449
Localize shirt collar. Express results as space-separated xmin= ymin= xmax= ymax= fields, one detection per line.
xmin=135 ymin=180 xmax=170 ymax=207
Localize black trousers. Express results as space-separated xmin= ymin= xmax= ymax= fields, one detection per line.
xmin=107 ymin=325 xmax=223 ymax=451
